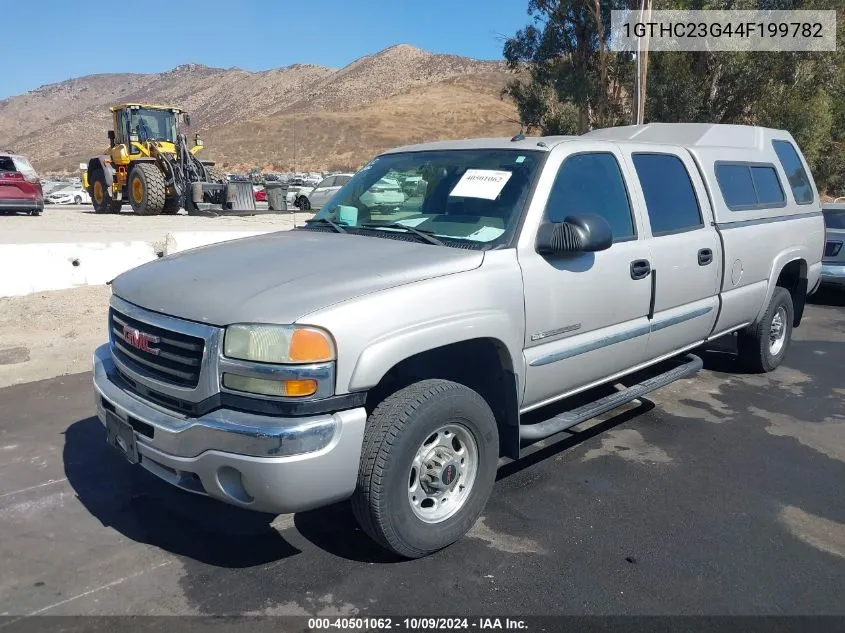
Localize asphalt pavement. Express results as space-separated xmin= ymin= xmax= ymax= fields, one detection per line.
xmin=1 ymin=291 xmax=844 ymax=617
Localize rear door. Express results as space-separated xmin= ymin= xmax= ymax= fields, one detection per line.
xmin=620 ymin=147 xmax=721 ymax=359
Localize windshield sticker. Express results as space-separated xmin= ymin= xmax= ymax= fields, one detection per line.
xmin=337 ymin=205 xmax=359 ymax=225
xmin=515 ymin=156 xmax=526 ymax=164
xmin=396 ymin=217 xmax=428 ymax=227
xmin=449 ymin=169 xmax=512 ymax=200
xmin=464 ymin=226 xmax=506 ymax=242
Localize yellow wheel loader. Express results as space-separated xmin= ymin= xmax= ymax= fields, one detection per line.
xmin=85 ymin=104 xmax=256 ymax=216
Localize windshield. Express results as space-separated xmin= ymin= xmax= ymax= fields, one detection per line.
xmin=130 ymin=108 xmax=177 ymax=143
xmin=307 ymin=149 xmax=543 ymax=248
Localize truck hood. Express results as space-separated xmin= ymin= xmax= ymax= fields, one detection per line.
xmin=111 ymin=229 xmax=484 ymax=326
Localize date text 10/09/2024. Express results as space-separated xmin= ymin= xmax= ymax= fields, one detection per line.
xmin=307 ymin=618 xmax=529 ymax=631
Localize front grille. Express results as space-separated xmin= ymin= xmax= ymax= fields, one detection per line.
xmin=825 ymin=240 xmax=842 ymax=258
xmin=109 ymin=308 xmax=205 ymax=387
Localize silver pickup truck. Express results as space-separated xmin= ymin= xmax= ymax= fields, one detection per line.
xmin=93 ymin=123 xmax=824 ymax=558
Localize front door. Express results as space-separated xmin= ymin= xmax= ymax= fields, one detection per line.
xmin=519 ymin=145 xmax=654 ymax=411
xmin=620 ymin=148 xmax=721 ymax=359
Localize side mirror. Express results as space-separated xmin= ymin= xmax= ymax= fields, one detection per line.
xmin=107 ymin=130 xmax=115 ymax=147
xmin=79 ymin=163 xmax=88 ymax=171
xmin=536 ymin=213 xmax=613 ymax=255
xmin=183 ymin=113 xmax=191 ymax=126
xmin=194 ymin=133 xmax=203 ymax=147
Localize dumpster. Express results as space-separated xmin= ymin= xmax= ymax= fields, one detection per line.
xmin=265 ymin=182 xmax=289 ymax=212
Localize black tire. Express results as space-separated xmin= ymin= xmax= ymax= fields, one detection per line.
xmin=73 ymin=195 xmax=82 ymax=204
xmin=89 ymin=169 xmax=122 ymax=214
xmin=738 ymin=286 xmax=794 ymax=373
xmin=297 ymin=196 xmax=311 ymax=211
xmin=128 ymin=163 xmax=166 ymax=215
xmin=352 ymin=379 xmax=499 ymax=558
xmin=161 ymin=197 xmax=181 ymax=214
xmin=29 ymin=209 xmax=41 ymax=216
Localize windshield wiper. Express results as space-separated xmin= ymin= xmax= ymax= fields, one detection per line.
xmin=303 ymin=217 xmax=347 ymax=233
xmin=358 ymin=222 xmax=445 ymax=246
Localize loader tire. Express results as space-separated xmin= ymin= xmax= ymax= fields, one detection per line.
xmin=128 ymin=163 xmax=166 ymax=216
xmin=90 ymin=169 xmax=122 ymax=214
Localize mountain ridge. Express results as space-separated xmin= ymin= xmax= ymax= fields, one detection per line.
xmin=0 ymin=45 xmax=518 ymax=173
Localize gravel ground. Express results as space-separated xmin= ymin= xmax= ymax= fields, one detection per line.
xmin=1 ymin=204 xmax=312 ymax=244
xmin=0 ymin=285 xmax=111 ymax=388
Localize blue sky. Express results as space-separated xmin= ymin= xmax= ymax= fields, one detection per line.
xmin=1 ymin=0 xmax=532 ymax=99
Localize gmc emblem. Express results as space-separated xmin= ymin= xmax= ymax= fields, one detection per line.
xmin=123 ymin=326 xmax=160 ymax=355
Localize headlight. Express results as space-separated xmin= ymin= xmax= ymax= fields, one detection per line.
xmin=223 ymin=324 xmax=335 ymax=364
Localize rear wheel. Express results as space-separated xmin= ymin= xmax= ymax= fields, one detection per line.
xmin=738 ymin=286 xmax=794 ymax=372
xmin=128 ymin=163 xmax=166 ymax=215
xmin=73 ymin=195 xmax=82 ymax=204
xmin=297 ymin=196 xmax=311 ymax=211
xmin=90 ymin=170 xmax=122 ymax=214
xmin=352 ymin=379 xmax=499 ymax=558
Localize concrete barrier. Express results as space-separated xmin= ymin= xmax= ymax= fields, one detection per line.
xmin=0 ymin=241 xmax=158 ymax=298
xmin=163 ymin=230 xmax=272 ymax=255
xmin=0 ymin=230 xmax=277 ymax=298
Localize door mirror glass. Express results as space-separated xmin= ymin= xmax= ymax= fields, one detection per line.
xmin=107 ymin=130 xmax=115 ymax=146
xmin=536 ymin=213 xmax=613 ymax=255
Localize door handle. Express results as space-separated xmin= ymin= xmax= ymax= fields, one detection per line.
xmin=698 ymin=248 xmax=713 ymax=266
xmin=630 ymin=259 xmax=651 ymax=280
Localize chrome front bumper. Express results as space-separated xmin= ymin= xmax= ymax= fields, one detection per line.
xmin=93 ymin=344 xmax=367 ymax=514
xmin=821 ymin=263 xmax=845 ymax=288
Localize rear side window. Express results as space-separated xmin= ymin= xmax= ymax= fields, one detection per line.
xmin=772 ymin=140 xmax=814 ymax=204
xmin=716 ymin=162 xmax=785 ymax=210
xmin=336 ymin=175 xmax=352 ymax=186
xmin=751 ymin=166 xmax=785 ymax=205
xmin=0 ymin=156 xmax=16 ymax=172
xmin=632 ymin=153 xmax=703 ymax=235
xmin=545 ymin=152 xmax=636 ymax=241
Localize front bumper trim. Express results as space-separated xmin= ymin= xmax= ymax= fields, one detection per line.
xmin=93 ymin=344 xmax=367 ymax=514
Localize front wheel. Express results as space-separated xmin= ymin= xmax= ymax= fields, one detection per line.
xmin=738 ymin=286 xmax=794 ymax=372
xmin=297 ymin=196 xmax=311 ymax=211
xmin=352 ymin=379 xmax=499 ymax=558
xmin=128 ymin=163 xmax=166 ymax=215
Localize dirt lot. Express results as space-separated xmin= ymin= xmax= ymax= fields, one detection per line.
xmin=1 ymin=204 xmax=312 ymax=245
xmin=0 ymin=285 xmax=111 ymax=388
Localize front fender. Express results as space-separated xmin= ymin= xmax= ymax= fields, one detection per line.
xmin=87 ymin=156 xmax=115 ymax=186
xmin=348 ymin=310 xmax=522 ymax=391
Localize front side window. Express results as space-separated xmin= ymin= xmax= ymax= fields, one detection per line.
xmin=308 ymin=149 xmax=543 ymax=248
xmin=633 ymin=153 xmax=703 ymax=235
xmin=544 ymin=152 xmax=635 ymax=241
xmin=772 ymin=140 xmax=813 ymax=204
xmin=315 ymin=176 xmax=335 ymax=189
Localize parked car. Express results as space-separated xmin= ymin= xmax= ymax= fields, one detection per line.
xmin=0 ymin=153 xmax=43 ymax=216
xmin=253 ymin=186 xmax=266 ymax=202
xmin=45 ymin=184 xmax=91 ymax=205
xmin=92 ymin=123 xmax=823 ymax=559
xmin=296 ymin=173 xmax=353 ymax=211
xmin=359 ymin=176 xmax=405 ymax=209
xmin=821 ymin=203 xmax=845 ymax=290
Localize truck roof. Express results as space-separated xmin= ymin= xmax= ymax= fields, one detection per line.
xmin=382 ymin=124 xmax=792 ymax=155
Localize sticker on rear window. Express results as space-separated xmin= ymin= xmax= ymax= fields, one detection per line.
xmin=449 ymin=169 xmax=512 ymax=200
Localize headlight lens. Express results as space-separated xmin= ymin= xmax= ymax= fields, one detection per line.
xmin=223 ymin=324 xmax=335 ymax=364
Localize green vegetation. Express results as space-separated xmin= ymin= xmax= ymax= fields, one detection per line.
xmin=503 ymin=0 xmax=845 ymax=195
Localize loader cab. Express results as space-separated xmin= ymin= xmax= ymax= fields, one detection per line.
xmin=110 ymin=105 xmax=180 ymax=155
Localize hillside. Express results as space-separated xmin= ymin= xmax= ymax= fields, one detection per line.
xmin=0 ymin=45 xmax=518 ymax=173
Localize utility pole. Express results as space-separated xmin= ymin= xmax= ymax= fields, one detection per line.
xmin=293 ymin=116 xmax=297 ymax=173
xmin=632 ymin=0 xmax=652 ymax=125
